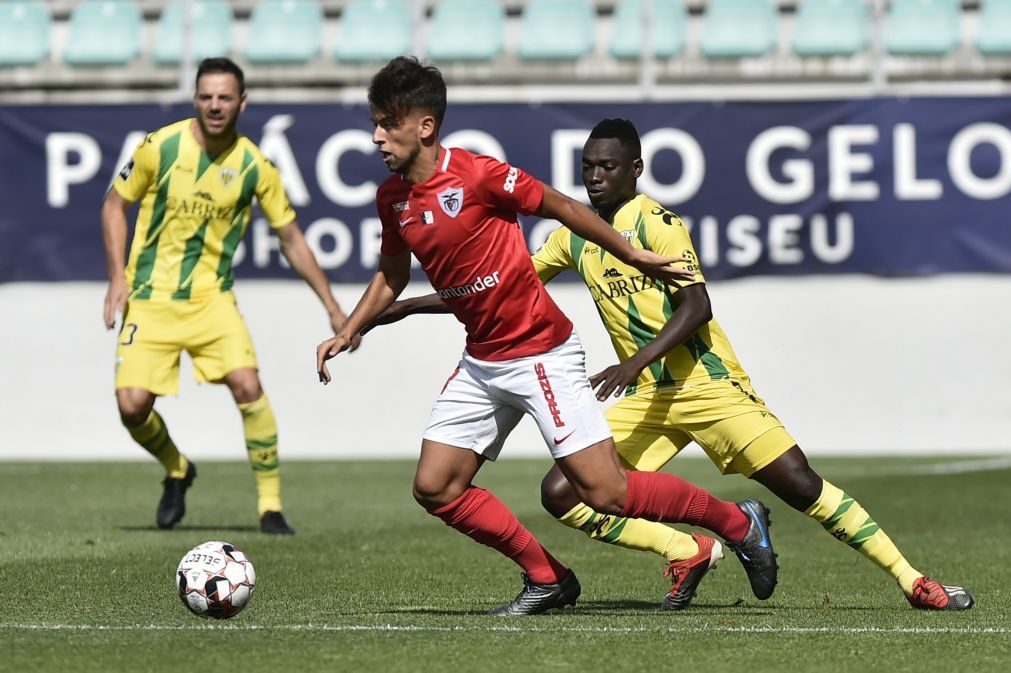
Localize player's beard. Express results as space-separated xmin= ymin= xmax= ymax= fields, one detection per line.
xmin=389 ymin=140 xmax=422 ymax=175
xmin=197 ymin=109 xmax=239 ymax=141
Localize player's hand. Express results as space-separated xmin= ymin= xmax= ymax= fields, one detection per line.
xmin=590 ymin=361 xmax=644 ymax=401
xmin=628 ymin=250 xmax=695 ymax=285
xmin=316 ymin=334 xmax=352 ymax=384
xmin=328 ymin=309 xmax=361 ymax=352
xmin=360 ymin=300 xmax=412 ymax=335
xmin=103 ymin=277 xmax=128 ymax=330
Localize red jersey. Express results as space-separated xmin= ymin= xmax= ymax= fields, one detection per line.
xmin=377 ymin=147 xmax=573 ymax=361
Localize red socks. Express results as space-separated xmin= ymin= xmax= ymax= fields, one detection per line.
xmin=621 ymin=471 xmax=750 ymax=543
xmin=432 ymin=487 xmax=567 ymax=584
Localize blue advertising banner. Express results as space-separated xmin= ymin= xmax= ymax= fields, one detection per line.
xmin=1 ymin=98 xmax=1009 ymax=283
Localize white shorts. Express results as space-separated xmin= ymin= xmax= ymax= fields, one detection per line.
xmin=423 ymin=331 xmax=613 ymax=460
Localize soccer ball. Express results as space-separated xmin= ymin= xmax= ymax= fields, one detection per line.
xmin=176 ymin=541 xmax=256 ymax=619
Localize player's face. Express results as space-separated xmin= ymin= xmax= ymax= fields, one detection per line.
xmin=370 ymin=106 xmax=431 ymax=174
xmin=193 ymin=73 xmax=246 ymax=139
xmin=581 ymin=138 xmax=643 ymax=214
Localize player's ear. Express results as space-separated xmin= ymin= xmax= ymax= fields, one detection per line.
xmin=239 ymin=91 xmax=248 ymax=113
xmin=632 ymin=157 xmax=644 ymax=179
xmin=418 ymin=114 xmax=437 ymax=140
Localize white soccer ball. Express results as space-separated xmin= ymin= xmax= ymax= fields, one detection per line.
xmin=176 ymin=541 xmax=256 ymax=619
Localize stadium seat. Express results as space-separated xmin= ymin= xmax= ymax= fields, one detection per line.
xmin=153 ymin=1 xmax=234 ymax=65
xmin=0 ymin=1 xmax=50 ymax=66
xmin=63 ymin=1 xmax=142 ymax=66
xmin=427 ymin=0 xmax=505 ymax=61
xmin=885 ymin=0 xmax=960 ymax=55
xmin=334 ymin=0 xmax=413 ymax=63
xmin=518 ymin=0 xmax=596 ymax=60
xmin=245 ymin=0 xmax=323 ymax=64
xmin=792 ymin=0 xmax=869 ymax=57
xmin=976 ymin=0 xmax=1011 ymax=55
xmin=700 ymin=0 xmax=779 ymax=58
xmin=609 ymin=0 xmax=687 ymax=60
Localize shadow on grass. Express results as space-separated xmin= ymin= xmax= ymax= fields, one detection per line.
xmin=118 ymin=525 xmax=259 ymax=533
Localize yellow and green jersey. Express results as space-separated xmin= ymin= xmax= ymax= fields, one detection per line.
xmin=531 ymin=193 xmax=749 ymax=396
xmin=114 ymin=119 xmax=295 ymax=302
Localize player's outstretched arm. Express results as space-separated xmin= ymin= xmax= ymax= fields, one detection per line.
xmin=316 ymin=251 xmax=411 ymax=384
xmin=101 ymin=189 xmax=134 ymax=330
xmin=590 ymin=284 xmax=713 ymax=400
xmin=360 ymin=293 xmax=449 ymax=335
xmin=536 ymin=185 xmax=694 ymax=285
xmin=276 ymin=222 xmax=360 ymax=350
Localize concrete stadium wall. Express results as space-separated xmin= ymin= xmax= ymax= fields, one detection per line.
xmin=2 ymin=276 xmax=1009 ymax=461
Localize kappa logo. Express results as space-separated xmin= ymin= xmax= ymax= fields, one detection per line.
xmin=437 ymin=187 xmax=464 ymax=218
xmin=602 ymin=267 xmax=622 ymax=278
xmin=220 ymin=167 xmax=237 ymax=186
xmin=194 ymin=191 xmax=214 ymax=201
xmin=118 ymin=159 xmax=135 ymax=181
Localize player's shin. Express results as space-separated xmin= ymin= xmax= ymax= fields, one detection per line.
xmin=128 ymin=409 xmax=187 ymax=478
xmin=558 ymin=502 xmax=699 ymax=561
xmin=620 ymin=471 xmax=751 ymax=542
xmin=239 ymin=395 xmax=282 ymax=515
xmin=805 ymin=480 xmax=921 ymax=594
xmin=433 ymin=486 xmax=567 ymax=584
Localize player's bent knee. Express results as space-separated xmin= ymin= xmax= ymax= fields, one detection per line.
xmin=576 ymin=487 xmax=625 ymax=516
xmin=116 ymin=390 xmax=154 ymax=427
xmin=412 ymin=477 xmax=463 ymax=512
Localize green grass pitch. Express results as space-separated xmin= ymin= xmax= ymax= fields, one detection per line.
xmin=1 ymin=457 xmax=1008 ymax=672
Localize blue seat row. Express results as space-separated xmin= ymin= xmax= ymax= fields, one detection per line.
xmin=1 ymin=0 xmax=1010 ymax=68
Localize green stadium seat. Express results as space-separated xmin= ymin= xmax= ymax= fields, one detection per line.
xmin=701 ymin=0 xmax=779 ymax=58
xmin=885 ymin=0 xmax=960 ymax=55
xmin=0 ymin=1 xmax=50 ymax=66
xmin=153 ymin=1 xmax=234 ymax=65
xmin=245 ymin=0 xmax=323 ymax=64
xmin=792 ymin=0 xmax=869 ymax=57
xmin=518 ymin=0 xmax=596 ymax=60
xmin=427 ymin=0 xmax=505 ymax=61
xmin=63 ymin=1 xmax=142 ymax=66
xmin=609 ymin=0 xmax=686 ymax=59
xmin=334 ymin=0 xmax=413 ymax=63
xmin=976 ymin=0 xmax=1011 ymax=55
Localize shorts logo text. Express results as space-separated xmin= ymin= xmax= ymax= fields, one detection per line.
xmin=535 ymin=362 xmax=566 ymax=428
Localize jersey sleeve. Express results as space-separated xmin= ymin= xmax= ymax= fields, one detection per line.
xmin=377 ymin=186 xmax=407 ymax=257
xmin=470 ymin=154 xmax=545 ymax=215
xmin=530 ymin=226 xmax=572 ymax=283
xmin=641 ymin=202 xmax=707 ymax=286
xmin=255 ymin=157 xmax=297 ymax=230
xmin=112 ymin=134 xmax=158 ymax=203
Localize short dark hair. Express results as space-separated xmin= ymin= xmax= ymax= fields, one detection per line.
xmin=368 ymin=56 xmax=447 ymax=127
xmin=588 ymin=118 xmax=641 ymax=158
xmin=195 ymin=57 xmax=245 ymax=94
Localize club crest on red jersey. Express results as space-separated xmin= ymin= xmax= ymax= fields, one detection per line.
xmin=436 ymin=187 xmax=464 ymax=218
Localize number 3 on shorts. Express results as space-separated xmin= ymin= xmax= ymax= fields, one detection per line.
xmin=120 ymin=323 xmax=138 ymax=346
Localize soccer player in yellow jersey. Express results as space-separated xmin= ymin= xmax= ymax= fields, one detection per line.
xmin=369 ymin=118 xmax=974 ymax=611
xmin=101 ymin=58 xmax=356 ymax=535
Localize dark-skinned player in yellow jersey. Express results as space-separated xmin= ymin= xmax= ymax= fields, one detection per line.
xmin=367 ymin=118 xmax=973 ymax=611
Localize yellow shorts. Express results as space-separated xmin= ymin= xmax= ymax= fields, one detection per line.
xmin=115 ymin=291 xmax=258 ymax=396
xmin=606 ymin=379 xmax=796 ymax=477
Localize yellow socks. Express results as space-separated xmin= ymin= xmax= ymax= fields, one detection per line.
xmin=558 ymin=502 xmax=700 ymax=562
xmin=239 ymin=395 xmax=282 ymax=516
xmin=805 ymin=480 xmax=922 ymax=595
xmin=128 ymin=410 xmax=188 ymax=478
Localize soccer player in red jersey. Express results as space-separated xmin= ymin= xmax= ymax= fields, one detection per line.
xmin=315 ymin=57 xmax=778 ymax=615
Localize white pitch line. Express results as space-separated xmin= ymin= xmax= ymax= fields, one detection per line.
xmin=0 ymin=623 xmax=1005 ymax=635
xmin=826 ymin=456 xmax=1011 ymax=478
